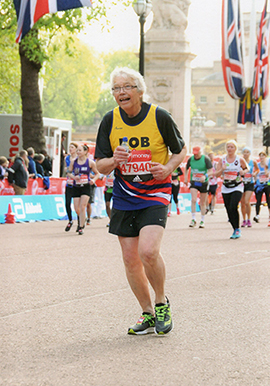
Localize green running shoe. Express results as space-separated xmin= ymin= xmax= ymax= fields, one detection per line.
xmin=189 ymin=219 xmax=196 ymax=228
xmin=128 ymin=312 xmax=155 ymax=335
xmin=154 ymin=297 xmax=173 ymax=335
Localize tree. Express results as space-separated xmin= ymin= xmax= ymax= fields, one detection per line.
xmin=1 ymin=0 xmax=131 ymax=152
xmin=42 ymin=36 xmax=104 ymax=127
xmin=0 ymin=1 xmax=21 ymax=113
xmin=43 ymin=46 xmax=139 ymax=125
xmin=95 ymin=50 xmax=138 ymax=118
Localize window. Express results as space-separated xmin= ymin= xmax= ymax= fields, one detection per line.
xmin=217 ymin=116 xmax=224 ymax=126
xmin=200 ymin=96 xmax=207 ymax=104
xmin=217 ymin=96 xmax=225 ymax=104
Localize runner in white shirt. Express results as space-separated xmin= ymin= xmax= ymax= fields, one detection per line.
xmin=215 ymin=140 xmax=249 ymax=239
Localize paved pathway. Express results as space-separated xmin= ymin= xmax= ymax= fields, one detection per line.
xmin=1 ymin=206 xmax=270 ymax=385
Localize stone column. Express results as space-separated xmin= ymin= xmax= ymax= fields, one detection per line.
xmin=145 ymin=0 xmax=195 ymax=150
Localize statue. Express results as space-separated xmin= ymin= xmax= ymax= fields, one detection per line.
xmin=152 ymin=0 xmax=191 ymax=32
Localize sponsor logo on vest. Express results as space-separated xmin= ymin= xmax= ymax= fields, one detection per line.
xmin=133 ymin=175 xmax=143 ymax=182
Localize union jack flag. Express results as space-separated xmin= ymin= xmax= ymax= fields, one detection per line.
xmin=222 ymin=0 xmax=245 ymax=100
xmin=13 ymin=0 xmax=92 ymax=43
xmin=253 ymin=0 xmax=269 ymax=101
xmin=251 ymin=0 xmax=270 ymax=124
xmin=261 ymin=17 xmax=270 ymax=99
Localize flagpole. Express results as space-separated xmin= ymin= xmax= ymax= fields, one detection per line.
xmin=245 ymin=0 xmax=257 ymax=152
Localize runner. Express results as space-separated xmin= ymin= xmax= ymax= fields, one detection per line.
xmin=104 ymin=171 xmax=115 ymax=227
xmin=168 ymin=165 xmax=183 ymax=217
xmin=206 ymin=151 xmax=218 ymax=215
xmin=67 ymin=144 xmax=99 ymax=235
xmin=86 ymin=165 xmax=98 ymax=226
xmin=253 ymin=151 xmax=270 ymax=226
xmin=184 ymin=146 xmax=213 ymax=228
xmin=215 ymin=140 xmax=248 ymax=239
xmin=95 ymin=67 xmax=186 ymax=335
xmin=240 ymin=147 xmax=259 ymax=228
xmin=64 ymin=142 xmax=78 ymax=232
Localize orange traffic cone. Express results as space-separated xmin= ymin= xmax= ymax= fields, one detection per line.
xmin=5 ymin=203 xmax=16 ymax=224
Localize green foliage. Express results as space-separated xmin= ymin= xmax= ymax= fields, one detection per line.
xmin=0 ymin=0 xmax=135 ymax=121
xmin=94 ymin=50 xmax=138 ymax=117
xmin=0 ymin=0 xmax=17 ymax=31
xmin=0 ymin=30 xmax=21 ymax=113
xmin=101 ymin=50 xmax=138 ymax=83
xmin=42 ymin=45 xmax=138 ymax=125
xmin=42 ymin=37 xmax=104 ymax=126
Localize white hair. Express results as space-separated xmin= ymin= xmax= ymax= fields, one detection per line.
xmin=110 ymin=67 xmax=147 ymax=95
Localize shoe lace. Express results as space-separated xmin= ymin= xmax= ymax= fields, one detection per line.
xmin=155 ymin=305 xmax=168 ymax=322
xmin=138 ymin=313 xmax=154 ymax=325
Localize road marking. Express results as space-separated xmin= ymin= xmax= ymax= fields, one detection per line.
xmin=168 ymin=256 xmax=270 ymax=282
xmin=1 ymin=256 xmax=270 ymax=320
xmin=216 ymin=250 xmax=269 ymax=256
xmin=244 ymin=250 xmax=268 ymax=254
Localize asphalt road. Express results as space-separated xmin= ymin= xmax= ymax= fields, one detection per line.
xmin=1 ymin=206 xmax=270 ymax=386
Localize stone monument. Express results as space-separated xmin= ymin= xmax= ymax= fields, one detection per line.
xmin=145 ymin=0 xmax=195 ymax=150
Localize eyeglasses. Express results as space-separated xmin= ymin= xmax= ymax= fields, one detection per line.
xmin=112 ymin=85 xmax=137 ymax=93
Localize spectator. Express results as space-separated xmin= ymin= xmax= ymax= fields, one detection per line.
xmin=34 ymin=154 xmax=45 ymax=177
xmin=60 ymin=134 xmax=66 ymax=177
xmin=8 ymin=150 xmax=29 ymax=195
xmin=27 ymin=147 xmax=37 ymax=178
xmin=40 ymin=149 xmax=52 ymax=176
xmin=0 ymin=156 xmax=9 ymax=180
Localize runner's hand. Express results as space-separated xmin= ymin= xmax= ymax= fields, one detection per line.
xmin=113 ymin=146 xmax=129 ymax=166
xmin=150 ymin=162 xmax=170 ymax=180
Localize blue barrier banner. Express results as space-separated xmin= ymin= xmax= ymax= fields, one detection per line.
xmin=0 ymin=193 xmax=197 ymax=223
xmin=0 ymin=195 xmax=71 ymax=223
xmin=171 ymin=193 xmax=200 ymax=214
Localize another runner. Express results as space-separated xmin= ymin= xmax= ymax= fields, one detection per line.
xmin=240 ymin=147 xmax=259 ymax=227
xmin=64 ymin=142 xmax=78 ymax=232
xmin=67 ymin=144 xmax=99 ymax=235
xmin=206 ymin=151 xmax=218 ymax=215
xmin=168 ymin=166 xmax=183 ymax=217
xmin=104 ymin=171 xmax=115 ymax=227
xmin=253 ymin=151 xmax=270 ymax=226
xmin=184 ymin=146 xmax=213 ymax=228
xmin=215 ymin=140 xmax=248 ymax=239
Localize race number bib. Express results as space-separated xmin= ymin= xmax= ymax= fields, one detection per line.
xmin=224 ymin=171 xmax=238 ymax=181
xmin=258 ymin=172 xmax=268 ymax=184
xmin=192 ymin=172 xmax=204 ymax=182
xmin=243 ymin=173 xmax=252 ymax=183
xmin=106 ymin=177 xmax=114 ymax=187
xmin=77 ymin=174 xmax=88 ymax=185
xmin=119 ymin=149 xmax=153 ymax=182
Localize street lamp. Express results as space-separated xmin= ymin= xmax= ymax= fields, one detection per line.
xmin=133 ymin=0 xmax=152 ymax=77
